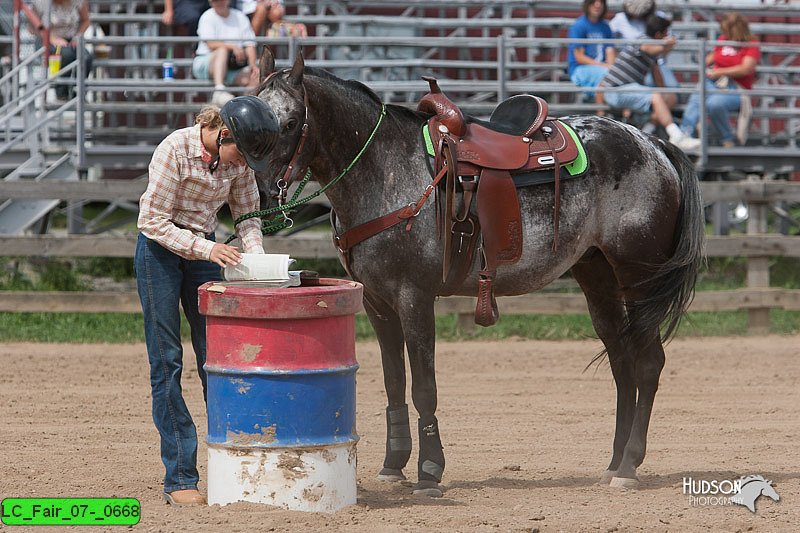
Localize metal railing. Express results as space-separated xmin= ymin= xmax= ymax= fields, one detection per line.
xmin=3 ymin=34 xmax=795 ymax=161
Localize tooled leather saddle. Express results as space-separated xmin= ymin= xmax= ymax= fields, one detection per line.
xmin=418 ymin=77 xmax=582 ymax=327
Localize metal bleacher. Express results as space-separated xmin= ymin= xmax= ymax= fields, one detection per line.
xmin=0 ymin=0 xmax=798 ymax=236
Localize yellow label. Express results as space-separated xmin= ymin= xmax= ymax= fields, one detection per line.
xmin=48 ymin=46 xmax=62 ymax=77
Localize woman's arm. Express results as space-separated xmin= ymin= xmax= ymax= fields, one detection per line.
xmin=707 ymin=56 xmax=757 ymax=80
xmin=75 ymin=0 xmax=91 ymax=42
xmin=228 ymin=171 xmax=265 ymax=254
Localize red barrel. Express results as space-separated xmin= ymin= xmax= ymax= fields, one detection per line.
xmin=198 ymin=278 xmax=363 ymax=511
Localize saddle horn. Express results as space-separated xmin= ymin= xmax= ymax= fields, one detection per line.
xmin=417 ymin=76 xmax=466 ymax=137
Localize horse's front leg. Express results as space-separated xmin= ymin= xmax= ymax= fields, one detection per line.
xmin=364 ymin=293 xmax=413 ymax=482
xmin=398 ymin=293 xmax=444 ymax=497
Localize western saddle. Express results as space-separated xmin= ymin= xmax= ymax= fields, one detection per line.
xmin=418 ymin=76 xmax=581 ymax=327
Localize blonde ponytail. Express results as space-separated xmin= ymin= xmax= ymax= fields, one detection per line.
xmin=195 ymin=105 xmax=224 ymax=129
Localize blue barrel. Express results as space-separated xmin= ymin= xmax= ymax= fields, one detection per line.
xmin=198 ymin=279 xmax=363 ymax=512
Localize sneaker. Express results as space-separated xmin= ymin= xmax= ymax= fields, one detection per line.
xmin=211 ymin=90 xmax=235 ymax=107
xmin=669 ymin=131 xmax=701 ymax=151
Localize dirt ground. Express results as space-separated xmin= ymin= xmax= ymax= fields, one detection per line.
xmin=1 ymin=335 xmax=798 ymax=532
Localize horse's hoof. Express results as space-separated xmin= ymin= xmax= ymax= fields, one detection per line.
xmin=412 ymin=480 xmax=444 ymax=498
xmin=599 ymin=469 xmax=617 ymax=484
xmin=609 ymin=476 xmax=639 ymax=490
xmin=377 ymin=468 xmax=406 ymax=482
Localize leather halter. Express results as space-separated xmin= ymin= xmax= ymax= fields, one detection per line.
xmin=262 ymin=69 xmax=311 ymax=205
xmin=231 ymin=72 xmax=388 ymax=241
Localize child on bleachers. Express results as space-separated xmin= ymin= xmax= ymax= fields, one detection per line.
xmin=567 ymin=0 xmax=616 ymax=94
xmin=596 ymin=14 xmax=700 ymax=151
xmin=263 ymin=0 xmax=307 ymax=38
xmin=609 ymin=0 xmax=679 ymax=120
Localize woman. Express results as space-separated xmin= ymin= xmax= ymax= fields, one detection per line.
xmin=30 ymin=0 xmax=93 ymax=100
xmin=567 ymin=0 xmax=616 ymax=93
xmin=135 ymin=96 xmax=278 ymax=505
xmin=680 ymin=12 xmax=760 ymax=147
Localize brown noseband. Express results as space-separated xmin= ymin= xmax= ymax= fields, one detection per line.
xmin=263 ymin=69 xmax=311 ymax=205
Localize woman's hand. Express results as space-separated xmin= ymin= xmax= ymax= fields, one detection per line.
xmin=161 ymin=8 xmax=174 ymax=25
xmin=231 ymin=46 xmax=246 ymax=64
xmin=51 ymin=36 xmax=70 ymax=47
xmin=209 ymin=243 xmax=243 ymax=268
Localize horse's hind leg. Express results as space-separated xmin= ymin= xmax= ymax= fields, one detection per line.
xmin=575 ymin=252 xmax=667 ymax=489
xmin=607 ymin=320 xmax=664 ymax=489
xmin=572 ymin=252 xmax=637 ymax=486
xmin=364 ymin=293 xmax=412 ymax=482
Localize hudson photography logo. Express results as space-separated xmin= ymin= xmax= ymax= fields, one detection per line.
xmin=682 ymin=475 xmax=780 ymax=513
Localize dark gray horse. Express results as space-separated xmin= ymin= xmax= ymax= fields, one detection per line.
xmin=251 ymin=51 xmax=704 ymax=496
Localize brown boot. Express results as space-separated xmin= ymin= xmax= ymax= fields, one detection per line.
xmin=164 ymin=489 xmax=206 ymax=505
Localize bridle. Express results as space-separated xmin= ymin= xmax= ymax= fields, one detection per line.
xmin=229 ymin=70 xmax=387 ymax=239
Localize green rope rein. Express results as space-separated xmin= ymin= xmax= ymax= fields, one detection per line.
xmin=226 ymin=103 xmax=387 ymax=243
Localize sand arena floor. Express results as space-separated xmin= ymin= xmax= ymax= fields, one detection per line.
xmin=1 ymin=336 xmax=798 ymax=532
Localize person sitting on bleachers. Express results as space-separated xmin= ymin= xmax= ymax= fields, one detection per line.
xmin=679 ymin=12 xmax=760 ymax=148
xmin=596 ymin=14 xmax=700 ymax=152
xmin=161 ymin=0 xmax=209 ymax=38
xmin=30 ymin=0 xmax=93 ymax=101
xmin=263 ymin=0 xmax=307 ymax=38
xmin=192 ymin=0 xmax=259 ymax=107
xmin=609 ymin=0 xmax=679 ymax=131
xmin=238 ymin=0 xmax=268 ymax=36
xmin=567 ymin=0 xmax=616 ymax=95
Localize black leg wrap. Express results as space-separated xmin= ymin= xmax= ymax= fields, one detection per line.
xmin=418 ymin=415 xmax=445 ymax=483
xmin=383 ymin=405 xmax=412 ymax=470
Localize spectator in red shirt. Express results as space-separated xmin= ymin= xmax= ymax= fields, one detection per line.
xmin=680 ymin=12 xmax=760 ymax=147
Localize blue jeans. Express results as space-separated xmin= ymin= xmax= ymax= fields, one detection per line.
xmin=570 ymin=64 xmax=609 ymax=99
xmin=47 ymin=44 xmax=93 ymax=99
xmin=644 ymin=63 xmax=679 ymax=90
xmin=603 ymin=83 xmax=653 ymax=114
xmin=134 ymin=233 xmax=221 ymax=493
xmin=681 ymin=79 xmax=741 ymax=144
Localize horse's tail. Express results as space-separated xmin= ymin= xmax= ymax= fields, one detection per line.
xmin=624 ymin=140 xmax=706 ymax=346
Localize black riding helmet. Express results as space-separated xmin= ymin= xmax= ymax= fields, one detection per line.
xmin=219 ymin=95 xmax=279 ymax=171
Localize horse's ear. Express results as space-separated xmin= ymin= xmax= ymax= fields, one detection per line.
xmin=288 ymin=50 xmax=304 ymax=87
xmin=259 ymin=47 xmax=276 ymax=80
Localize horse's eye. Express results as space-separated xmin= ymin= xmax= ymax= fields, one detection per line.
xmin=284 ymin=119 xmax=297 ymax=132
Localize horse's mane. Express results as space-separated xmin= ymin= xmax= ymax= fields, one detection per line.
xmin=304 ymin=66 xmax=383 ymax=106
xmin=303 ymin=67 xmax=426 ymax=121
xmin=257 ymin=65 xmax=428 ymax=123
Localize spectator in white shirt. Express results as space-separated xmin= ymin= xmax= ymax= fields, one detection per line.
xmin=609 ymin=0 xmax=679 ymax=120
xmin=192 ymin=0 xmax=259 ymax=106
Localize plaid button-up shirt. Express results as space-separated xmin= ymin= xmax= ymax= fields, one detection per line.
xmin=138 ymin=124 xmax=264 ymax=260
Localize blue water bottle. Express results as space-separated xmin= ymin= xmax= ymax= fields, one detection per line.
xmin=162 ymin=47 xmax=174 ymax=81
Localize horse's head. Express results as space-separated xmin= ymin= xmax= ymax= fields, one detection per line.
xmin=252 ymin=48 xmax=311 ymax=211
xmin=739 ymin=475 xmax=781 ymax=503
